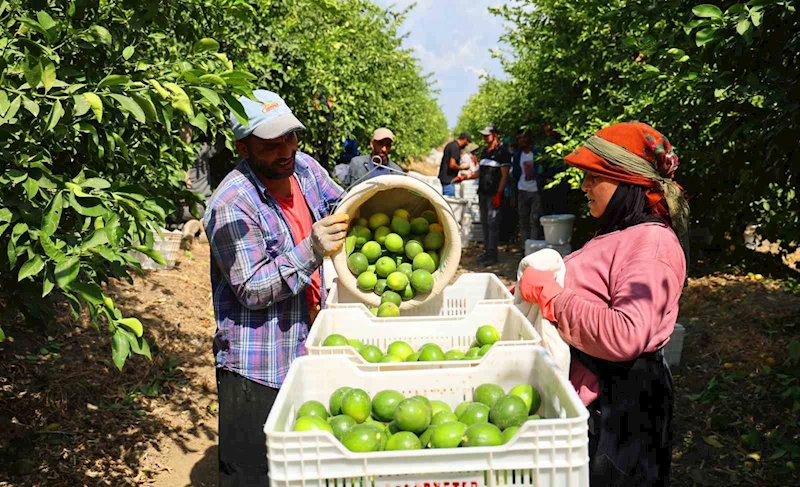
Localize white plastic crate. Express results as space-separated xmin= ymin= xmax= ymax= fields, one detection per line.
xmin=130 ymin=229 xmax=182 ymax=270
xmin=306 ymin=304 xmax=540 ymax=369
xmin=664 ymin=323 xmax=685 ymax=368
xmin=265 ymin=345 xmax=589 ymax=487
xmin=471 ymin=221 xmax=484 ymax=242
xmin=325 ymin=273 xmax=513 ymax=317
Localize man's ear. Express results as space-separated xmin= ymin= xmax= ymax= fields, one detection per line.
xmin=235 ymin=140 xmax=249 ymax=159
xmin=370 ymin=140 xmax=377 ymax=153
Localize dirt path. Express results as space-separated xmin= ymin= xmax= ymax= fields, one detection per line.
xmin=2 ymin=242 xmax=799 ymax=486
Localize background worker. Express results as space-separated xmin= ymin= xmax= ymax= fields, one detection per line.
xmin=343 ymin=128 xmax=403 ymax=187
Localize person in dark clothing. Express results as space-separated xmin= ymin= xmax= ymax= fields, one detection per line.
xmin=438 ymin=132 xmax=472 ymax=196
xmin=511 ymin=129 xmax=545 ymax=248
xmin=540 ymin=123 xmax=570 ymax=215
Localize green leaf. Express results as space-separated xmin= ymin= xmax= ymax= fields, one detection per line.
xmin=69 ymin=281 xmax=104 ymax=305
xmin=78 ymin=229 xmax=109 ymax=252
xmin=163 ymin=83 xmax=193 ymax=116
xmin=88 ymin=25 xmax=112 ymax=45
xmin=131 ymin=93 xmax=157 ymax=122
xmin=18 ymin=255 xmax=45 ymax=281
xmin=679 ymin=55 xmax=690 ymax=63
xmin=73 ymin=94 xmax=90 ymax=116
xmin=11 ymin=222 xmax=29 ymax=244
xmin=41 ymin=191 xmax=63 ymax=236
xmin=122 ymin=45 xmax=135 ymax=60
xmin=68 ymin=192 xmax=106 ymax=217
xmin=112 ymin=330 xmax=130 ymax=371
xmin=0 ymin=327 xmax=4 ymax=342
xmin=193 ymin=37 xmax=220 ymax=53
xmin=222 ymin=94 xmax=248 ymax=126
xmin=148 ymin=79 xmax=170 ymax=99
xmin=3 ymin=96 xmax=21 ymax=121
xmin=195 ymin=87 xmax=221 ymax=105
xmin=108 ymin=94 xmax=146 ymax=123
xmin=117 ymin=317 xmax=144 ymax=337
xmin=693 ymin=4 xmax=724 ymax=20
xmin=36 ymin=11 xmax=57 ymax=31
xmin=90 ymin=245 xmax=122 ymax=263
xmin=42 ymin=59 xmax=56 ymax=93
xmin=97 ymin=74 xmax=130 ymax=88
xmin=737 ymin=19 xmax=752 ymax=36
xmin=82 ymin=93 xmax=103 ymax=121
xmin=42 ymin=274 xmax=54 ymax=297
xmin=643 ymin=64 xmax=660 ymax=73
xmin=54 ymin=256 xmax=80 ymax=289
xmin=190 ymin=112 xmax=208 ymax=134
xmin=133 ymin=246 xmax=167 ymax=266
xmin=750 ymin=9 xmax=763 ymax=27
xmin=45 ymin=100 xmax=64 ymax=132
xmin=22 ymin=177 xmax=38 ymax=199
xmin=198 ymin=74 xmax=226 ymax=86
xmin=80 ymin=177 xmax=111 ymax=189
xmin=39 ymin=232 xmax=65 ymax=261
xmin=695 ymin=27 xmax=719 ymax=47
xmin=23 ymin=57 xmax=43 ymax=88
xmin=23 ymin=96 xmax=40 ymax=117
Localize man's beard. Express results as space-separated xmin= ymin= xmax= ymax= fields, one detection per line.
xmin=250 ymin=153 xmax=296 ymax=180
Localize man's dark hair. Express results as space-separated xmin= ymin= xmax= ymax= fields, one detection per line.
xmin=458 ymin=132 xmax=472 ymax=142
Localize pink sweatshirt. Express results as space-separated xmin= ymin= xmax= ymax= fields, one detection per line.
xmin=553 ymin=222 xmax=686 ymax=406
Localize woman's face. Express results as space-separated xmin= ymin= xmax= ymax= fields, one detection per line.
xmin=581 ymin=171 xmax=619 ymax=218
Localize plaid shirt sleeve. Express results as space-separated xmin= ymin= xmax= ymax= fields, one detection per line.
xmin=205 ymin=197 xmax=323 ymax=310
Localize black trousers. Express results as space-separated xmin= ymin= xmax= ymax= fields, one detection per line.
xmin=217 ymin=369 xmax=280 ymax=487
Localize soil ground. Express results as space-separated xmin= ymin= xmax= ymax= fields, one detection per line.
xmin=2 ymin=241 xmax=799 ymax=486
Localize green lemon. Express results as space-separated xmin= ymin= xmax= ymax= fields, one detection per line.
xmin=381 ymin=290 xmax=402 ymax=307
xmin=377 ymin=302 xmax=401 ymax=317
xmin=352 ymin=226 xmax=372 ymax=247
xmin=385 ymin=431 xmax=422 ymax=451
xmin=419 ymin=425 xmax=437 ymax=448
xmin=359 ymin=345 xmax=383 ymax=363
xmin=459 ymin=403 xmax=491 ymax=426
xmin=405 ymin=240 xmax=425 ymax=260
xmin=329 ymin=415 xmax=358 ymax=440
xmin=347 ymin=252 xmax=369 ymax=276
xmin=509 ymin=384 xmax=535 ymax=413
xmin=387 ymin=341 xmax=415 ymax=361
xmin=341 ymin=424 xmax=382 ymax=452
xmin=341 ymin=389 xmax=372 ymax=423
xmin=410 ymin=217 xmax=430 ymax=235
xmin=370 ymin=307 xmax=379 ymax=316
xmin=429 ymin=250 xmax=440 ymax=269
xmin=391 ymin=216 xmax=411 ymax=237
xmin=374 ymin=279 xmax=388 ymax=296
xmin=346 ymin=235 xmax=357 ymax=255
xmin=444 ymin=349 xmax=465 ymax=360
xmin=372 ymin=390 xmax=405 ymax=422
xmin=464 ymin=347 xmax=481 ymax=359
xmin=384 ymin=233 xmax=404 ymax=253
xmin=461 ymin=423 xmax=504 ymax=447
xmin=454 ymin=401 xmax=474 ymax=419
xmin=329 ymin=387 xmax=352 ymax=416
xmin=374 ymin=226 xmax=392 ymax=245
xmin=297 ymin=400 xmax=329 ymax=420
xmin=379 ymin=354 xmax=403 ymax=363
xmin=401 ymin=284 xmax=415 ymax=301
xmin=355 ymin=217 xmax=368 ymax=228
xmin=489 ymin=395 xmax=528 ymax=430
xmin=387 ymin=421 xmax=401 ymax=435
xmin=375 ymin=256 xmax=397 ymax=278
xmin=418 ymin=345 xmax=445 ymax=362
xmin=476 ymin=325 xmax=500 ymax=346
xmin=430 ymin=421 xmax=468 ymax=448
xmin=404 ymin=352 xmax=420 ymax=362
xmin=347 ymin=339 xmax=364 ymax=352
xmin=367 ymin=265 xmax=376 ymax=273
xmin=410 ymin=269 xmax=434 ymax=293
xmin=394 ymin=398 xmax=431 ymax=435
xmin=357 ymin=271 xmax=378 ymax=291
xmin=430 ymin=400 xmax=452 ymax=417
xmin=421 ymin=210 xmax=437 ymax=224
xmin=361 ymin=241 xmax=382 ymax=263
xmin=322 ymin=334 xmax=347 ymax=347
xmin=412 ymin=252 xmax=436 ymax=273
xmin=503 ymin=426 xmax=520 ymax=444
xmin=397 ymin=263 xmax=414 ymax=278
xmin=293 ymin=416 xmax=334 ymax=433
xmin=386 ymin=272 xmax=409 ymax=291
xmin=431 ymin=411 xmax=459 ymax=426
xmin=393 ymin=208 xmax=410 ymax=220
xmin=528 ymin=414 xmax=542 ymax=421
xmin=479 ymin=344 xmax=493 ymax=357
xmin=412 ymin=396 xmax=431 ymax=409
xmin=473 ymin=384 xmax=505 ymax=408
xmin=368 ymin=213 xmax=390 ymax=230
xmin=423 ymin=231 xmax=445 ymax=251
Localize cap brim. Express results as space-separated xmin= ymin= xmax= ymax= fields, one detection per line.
xmin=250 ymin=113 xmax=306 ymax=140
xmin=479 ymin=130 xmax=492 ymax=136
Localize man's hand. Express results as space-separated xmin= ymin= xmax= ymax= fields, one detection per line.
xmin=310 ymin=213 xmax=349 ymax=258
xmin=492 ymin=192 xmax=502 ymax=209
xmin=452 ymin=175 xmax=464 ymax=183
xmin=184 ymin=171 xmax=193 ymax=189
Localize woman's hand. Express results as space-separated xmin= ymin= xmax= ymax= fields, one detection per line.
xmin=520 ymin=267 xmax=563 ymax=322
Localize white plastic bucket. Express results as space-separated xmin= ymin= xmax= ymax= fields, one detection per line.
xmin=540 ymin=214 xmax=576 ymax=245
xmin=525 ymin=239 xmax=572 ymax=258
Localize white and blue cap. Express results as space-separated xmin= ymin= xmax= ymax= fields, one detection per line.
xmin=230 ymin=90 xmax=306 ymax=141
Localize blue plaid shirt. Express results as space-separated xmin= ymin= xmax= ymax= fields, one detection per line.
xmin=203 ymin=152 xmax=344 ymax=388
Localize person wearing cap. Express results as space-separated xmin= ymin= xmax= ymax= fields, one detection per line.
xmin=519 ymin=122 xmax=689 ymax=485
xmin=457 ymin=142 xmax=480 ymax=180
xmin=203 ymin=90 xmax=347 ymax=485
xmin=342 ymin=128 xmax=403 ymax=187
xmin=438 ymin=132 xmax=472 ymax=196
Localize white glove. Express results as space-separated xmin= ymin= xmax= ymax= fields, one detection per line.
xmin=310 ymin=214 xmax=349 ymax=258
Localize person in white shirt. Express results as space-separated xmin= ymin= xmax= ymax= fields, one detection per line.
xmin=512 ymin=130 xmax=544 ymax=247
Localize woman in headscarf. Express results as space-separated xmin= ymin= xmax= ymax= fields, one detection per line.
xmin=520 ymin=122 xmax=688 ymax=486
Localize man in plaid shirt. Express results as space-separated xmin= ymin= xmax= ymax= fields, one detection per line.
xmin=203 ymin=89 xmax=347 ymax=486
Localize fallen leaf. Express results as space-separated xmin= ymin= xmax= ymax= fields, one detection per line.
xmin=704 ymin=436 xmax=724 ymax=448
